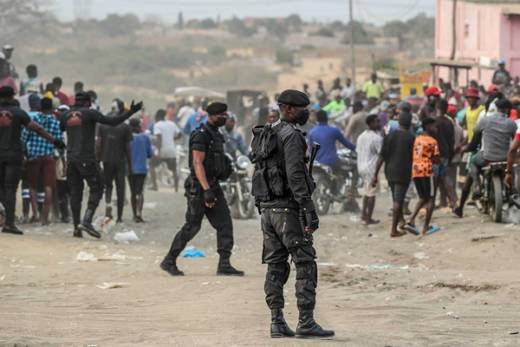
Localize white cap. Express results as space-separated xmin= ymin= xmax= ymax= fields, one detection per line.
xmin=3 ymin=45 xmax=13 ymax=51
xmin=0 ymin=52 xmax=5 ymax=60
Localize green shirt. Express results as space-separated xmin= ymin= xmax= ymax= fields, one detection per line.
xmin=363 ymin=81 xmax=384 ymax=99
xmin=323 ymin=100 xmax=345 ymax=114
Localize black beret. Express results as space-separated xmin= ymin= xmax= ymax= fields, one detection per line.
xmin=0 ymin=86 xmax=15 ymax=98
xmin=277 ymin=89 xmax=310 ymax=107
xmin=207 ymin=102 xmax=228 ymax=116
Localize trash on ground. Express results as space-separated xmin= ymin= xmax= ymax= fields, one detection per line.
xmin=114 ymin=230 xmax=140 ymax=243
xmin=144 ymin=202 xmax=158 ymax=209
xmin=98 ymin=251 xmax=127 ymax=261
xmin=318 ymin=262 xmax=336 ymax=267
xmin=414 ymin=252 xmax=428 ymax=260
xmin=76 ymin=251 xmax=98 ymax=262
xmin=182 ymin=246 xmax=205 ymax=258
xmin=471 ymin=235 xmax=500 ymax=242
xmin=96 ymin=282 xmax=129 ymax=290
xmin=345 ymin=263 xmax=409 ymax=271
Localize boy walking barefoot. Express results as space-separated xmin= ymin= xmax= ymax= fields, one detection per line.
xmin=406 ymin=117 xmax=441 ymax=235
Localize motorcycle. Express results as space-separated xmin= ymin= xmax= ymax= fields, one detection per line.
xmin=221 ymin=155 xmax=256 ymax=219
xmin=479 ymin=162 xmax=509 ymax=223
xmin=312 ymin=149 xmax=360 ymax=215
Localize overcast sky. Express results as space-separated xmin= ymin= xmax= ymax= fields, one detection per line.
xmin=50 ymin=0 xmax=435 ymax=24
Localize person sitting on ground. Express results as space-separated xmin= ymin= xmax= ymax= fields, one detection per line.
xmin=372 ymin=111 xmax=415 ymax=237
xmin=128 ymin=118 xmax=153 ymax=223
xmin=453 ymin=99 xmax=517 ymax=217
xmin=356 ymin=114 xmax=383 ymax=225
xmin=406 ymin=117 xmax=440 ymax=235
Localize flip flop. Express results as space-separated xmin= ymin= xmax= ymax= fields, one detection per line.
xmin=426 ymin=225 xmax=442 ymax=235
xmin=404 ymin=223 xmax=420 ymax=235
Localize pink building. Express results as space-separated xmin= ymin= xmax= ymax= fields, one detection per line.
xmin=435 ymin=0 xmax=520 ymax=86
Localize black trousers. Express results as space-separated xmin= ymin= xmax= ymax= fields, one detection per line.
xmin=261 ymin=207 xmax=317 ymax=311
xmin=67 ymin=161 xmax=104 ymax=227
xmin=0 ymin=160 xmax=22 ymax=227
xmin=103 ymin=161 xmax=126 ymax=219
xmin=56 ymin=179 xmax=70 ymax=221
xmin=166 ymin=182 xmax=234 ymax=259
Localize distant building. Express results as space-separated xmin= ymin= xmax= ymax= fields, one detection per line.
xmin=435 ymin=0 xmax=520 ymax=86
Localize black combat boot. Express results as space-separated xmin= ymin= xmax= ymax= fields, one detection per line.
xmin=2 ymin=224 xmax=24 ymax=235
xmin=217 ymin=256 xmax=245 ymax=276
xmin=270 ymin=309 xmax=295 ymax=338
xmin=295 ymin=310 xmax=335 ymax=339
xmin=73 ymin=227 xmax=83 ymax=238
xmin=160 ymin=256 xmax=184 ymax=276
xmin=80 ymin=209 xmax=101 ymax=239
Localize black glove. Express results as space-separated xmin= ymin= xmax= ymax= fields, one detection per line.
xmin=53 ymin=139 xmax=66 ymax=150
xmin=300 ymin=200 xmax=319 ymax=231
xmin=302 ymin=209 xmax=319 ymax=231
xmin=129 ymin=100 xmax=143 ymax=115
xmin=203 ymin=189 xmax=216 ymax=205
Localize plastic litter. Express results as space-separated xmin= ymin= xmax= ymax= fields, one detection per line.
xmin=76 ymin=251 xmax=98 ymax=262
xmin=144 ymin=202 xmax=158 ymax=209
xmin=113 ymin=230 xmax=140 ymax=243
xmin=182 ymin=246 xmax=205 ymax=258
xmin=414 ymin=252 xmax=428 ymax=260
xmin=96 ymin=282 xmax=129 ymax=290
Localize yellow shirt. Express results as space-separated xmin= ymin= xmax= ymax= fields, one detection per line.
xmin=466 ymin=105 xmax=484 ymax=142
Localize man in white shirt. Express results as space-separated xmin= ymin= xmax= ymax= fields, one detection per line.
xmin=150 ymin=109 xmax=181 ymax=191
xmin=340 ymin=77 xmax=355 ymax=100
xmin=356 ymin=114 xmax=383 ymax=225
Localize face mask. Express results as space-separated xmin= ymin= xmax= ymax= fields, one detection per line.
xmin=296 ymin=109 xmax=310 ymax=126
xmin=214 ymin=115 xmax=227 ymax=127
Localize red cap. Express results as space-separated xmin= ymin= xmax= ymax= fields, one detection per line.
xmin=487 ymin=84 xmax=499 ymax=93
xmin=465 ymin=87 xmax=479 ymax=98
xmin=425 ymin=86 xmax=441 ymax=97
xmin=447 ymin=105 xmax=458 ymax=116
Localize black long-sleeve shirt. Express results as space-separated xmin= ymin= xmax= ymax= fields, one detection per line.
xmin=60 ymin=107 xmax=132 ymax=162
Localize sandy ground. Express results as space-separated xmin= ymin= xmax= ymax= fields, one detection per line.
xmin=2 ymin=189 xmax=520 ymax=346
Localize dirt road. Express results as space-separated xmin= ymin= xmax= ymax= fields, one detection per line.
xmin=1 ymin=190 xmax=520 ymax=346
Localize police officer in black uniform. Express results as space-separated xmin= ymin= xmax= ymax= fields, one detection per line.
xmin=251 ymin=90 xmax=334 ymax=338
xmin=60 ymin=92 xmax=142 ymax=239
xmin=160 ymin=102 xmax=244 ymax=277
xmin=0 ymin=86 xmax=65 ymax=235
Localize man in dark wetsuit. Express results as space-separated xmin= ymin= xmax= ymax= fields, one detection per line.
xmin=60 ymin=92 xmax=142 ymax=239
xmin=160 ymin=102 xmax=244 ymax=277
xmin=0 ymin=86 xmax=65 ymax=235
xmin=251 ymin=89 xmax=334 ymax=339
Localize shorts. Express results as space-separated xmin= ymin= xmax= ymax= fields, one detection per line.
xmin=25 ymin=156 xmax=56 ymax=188
xmin=362 ymin=175 xmax=377 ymax=197
xmin=389 ymin=182 xmax=409 ymax=205
xmin=433 ymin=157 xmax=449 ymax=177
xmin=129 ymin=174 xmax=146 ymax=195
xmin=414 ymin=176 xmax=435 ymax=200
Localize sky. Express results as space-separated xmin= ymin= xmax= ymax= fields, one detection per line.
xmin=49 ymin=0 xmax=436 ymax=24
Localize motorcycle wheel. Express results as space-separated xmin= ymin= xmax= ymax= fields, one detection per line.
xmin=489 ymin=175 xmax=503 ymax=223
xmin=312 ymin=172 xmax=331 ymax=216
xmin=233 ymin=197 xmax=255 ymax=219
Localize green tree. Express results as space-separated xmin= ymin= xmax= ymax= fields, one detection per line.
xmin=383 ymin=20 xmax=409 ymax=38
xmin=0 ymin=0 xmax=53 ymax=41
xmin=99 ymin=14 xmax=141 ymax=37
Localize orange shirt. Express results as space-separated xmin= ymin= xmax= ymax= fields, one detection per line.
xmin=412 ymin=134 xmax=439 ymax=178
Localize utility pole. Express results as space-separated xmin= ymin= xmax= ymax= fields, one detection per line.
xmin=349 ymin=0 xmax=356 ymax=87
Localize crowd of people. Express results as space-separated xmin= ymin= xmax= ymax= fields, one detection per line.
xmin=293 ymin=64 xmax=520 ymax=237
xmin=1 ymin=42 xmax=520 ymax=241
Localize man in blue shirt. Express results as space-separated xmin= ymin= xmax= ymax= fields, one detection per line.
xmin=183 ymin=102 xmax=208 ymax=135
xmin=309 ymin=110 xmax=355 ymax=167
